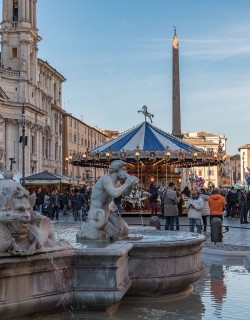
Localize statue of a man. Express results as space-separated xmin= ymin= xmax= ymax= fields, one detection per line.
xmin=77 ymin=160 xmax=138 ymax=240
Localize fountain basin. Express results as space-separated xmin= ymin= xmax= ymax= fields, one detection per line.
xmin=128 ymin=233 xmax=204 ymax=296
xmin=0 ymin=229 xmax=205 ymax=319
xmin=0 ymin=246 xmax=74 ymax=320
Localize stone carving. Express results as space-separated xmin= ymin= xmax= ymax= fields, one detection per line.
xmin=77 ymin=160 xmax=138 ymax=240
xmin=0 ymin=170 xmax=59 ymax=255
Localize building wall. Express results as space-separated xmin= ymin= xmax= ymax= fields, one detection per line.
xmin=62 ymin=114 xmax=107 ymax=185
xmin=183 ymin=132 xmax=227 ymax=188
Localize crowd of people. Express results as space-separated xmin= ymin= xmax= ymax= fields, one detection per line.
xmin=32 ymin=182 xmax=250 ymax=234
xmin=151 ymin=183 xmax=250 ymax=234
xmin=33 ymin=186 xmax=92 ymax=222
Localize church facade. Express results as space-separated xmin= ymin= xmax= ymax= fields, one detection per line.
xmin=0 ymin=0 xmax=65 ymax=175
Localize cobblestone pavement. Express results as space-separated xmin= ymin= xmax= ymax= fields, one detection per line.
xmin=56 ymin=211 xmax=250 ymax=248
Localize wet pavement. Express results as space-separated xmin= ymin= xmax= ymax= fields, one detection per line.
xmin=55 ymin=211 xmax=250 ymax=248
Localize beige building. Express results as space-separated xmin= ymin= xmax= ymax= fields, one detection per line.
xmin=183 ymin=131 xmax=227 ymax=188
xmin=0 ymin=0 xmax=65 ymax=175
xmin=238 ymin=144 xmax=250 ymax=185
xmin=228 ymin=154 xmax=241 ymax=185
xmin=62 ymin=114 xmax=107 ymax=185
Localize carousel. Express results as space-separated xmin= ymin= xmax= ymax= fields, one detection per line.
xmin=69 ymin=111 xmax=225 ymax=192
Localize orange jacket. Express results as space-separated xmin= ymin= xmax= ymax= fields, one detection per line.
xmin=208 ymin=194 xmax=226 ymax=214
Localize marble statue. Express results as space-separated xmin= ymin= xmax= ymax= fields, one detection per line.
xmin=0 ymin=171 xmax=58 ymax=255
xmin=77 ymin=160 xmax=138 ymax=240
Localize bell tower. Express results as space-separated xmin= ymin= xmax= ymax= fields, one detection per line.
xmin=0 ymin=0 xmax=41 ymax=83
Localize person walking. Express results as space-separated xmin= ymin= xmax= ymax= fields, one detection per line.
xmin=186 ymin=190 xmax=203 ymax=234
xmin=149 ymin=183 xmax=159 ymax=216
xmin=50 ymin=189 xmax=60 ymax=220
xmin=225 ymin=186 xmax=238 ymax=218
xmin=61 ymin=191 xmax=70 ymax=216
xmin=208 ymin=189 xmax=226 ymax=223
xmin=200 ymin=188 xmax=210 ymax=232
xmin=71 ymin=189 xmax=85 ymax=221
xmin=238 ymin=188 xmax=249 ymax=224
xmin=35 ymin=188 xmax=44 ymax=213
xmin=163 ymin=182 xmax=179 ymax=231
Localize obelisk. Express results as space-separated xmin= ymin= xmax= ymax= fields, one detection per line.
xmin=172 ymin=27 xmax=182 ymax=138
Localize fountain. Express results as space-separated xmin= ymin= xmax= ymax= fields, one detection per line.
xmin=0 ymin=165 xmax=205 ymax=319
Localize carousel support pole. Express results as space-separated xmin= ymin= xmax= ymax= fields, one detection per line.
xmin=135 ymin=149 xmax=140 ymax=189
xmin=208 ymin=162 xmax=211 ymax=188
xmin=156 ymin=165 xmax=158 ymax=186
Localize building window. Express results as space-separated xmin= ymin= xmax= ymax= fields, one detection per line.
xmin=70 ymin=118 xmax=72 ymax=127
xmin=12 ymin=47 xmax=18 ymax=58
xmin=198 ymin=170 xmax=202 ymax=176
xmin=13 ymin=1 xmax=18 ymax=21
xmin=74 ymin=134 xmax=77 ymax=143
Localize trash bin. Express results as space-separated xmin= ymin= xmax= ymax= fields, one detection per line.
xmin=211 ymin=217 xmax=222 ymax=243
xmin=149 ymin=216 xmax=161 ymax=230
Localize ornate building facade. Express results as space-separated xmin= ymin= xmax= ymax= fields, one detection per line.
xmin=183 ymin=131 xmax=227 ymax=188
xmin=62 ymin=113 xmax=107 ymax=185
xmin=0 ymin=0 xmax=65 ymax=175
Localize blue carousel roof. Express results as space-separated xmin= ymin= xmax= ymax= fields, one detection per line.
xmin=92 ymin=122 xmax=200 ymax=152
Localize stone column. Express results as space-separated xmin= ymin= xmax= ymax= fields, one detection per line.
xmin=172 ymin=30 xmax=182 ymax=138
xmin=30 ymin=0 xmax=34 ymax=25
xmin=2 ymin=0 xmax=8 ymax=21
xmin=25 ymin=0 xmax=30 ymax=21
xmin=21 ymin=0 xmax=25 ymax=20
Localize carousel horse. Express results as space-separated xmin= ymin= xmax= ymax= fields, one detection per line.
xmin=138 ymin=105 xmax=154 ymax=123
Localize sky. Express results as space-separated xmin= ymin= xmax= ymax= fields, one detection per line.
xmin=12 ymin=1 xmax=250 ymax=153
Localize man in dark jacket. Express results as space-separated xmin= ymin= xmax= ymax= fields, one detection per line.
xmin=225 ymin=186 xmax=238 ymax=218
xmin=61 ymin=191 xmax=70 ymax=215
xmin=71 ymin=189 xmax=86 ymax=221
xmin=35 ymin=188 xmax=44 ymax=213
xmin=238 ymin=188 xmax=249 ymax=224
xmin=149 ymin=183 xmax=159 ymax=216
xmin=50 ymin=189 xmax=60 ymax=220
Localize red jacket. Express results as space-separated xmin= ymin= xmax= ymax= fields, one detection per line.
xmin=208 ymin=194 xmax=226 ymax=214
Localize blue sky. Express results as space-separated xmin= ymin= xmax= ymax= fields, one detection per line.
xmin=18 ymin=1 xmax=250 ymax=153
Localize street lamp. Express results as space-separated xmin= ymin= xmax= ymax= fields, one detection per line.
xmin=165 ymin=150 xmax=171 ymax=187
xmin=242 ymin=152 xmax=245 ymax=185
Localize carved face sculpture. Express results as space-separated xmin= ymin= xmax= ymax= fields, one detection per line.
xmin=10 ymin=196 xmax=31 ymax=239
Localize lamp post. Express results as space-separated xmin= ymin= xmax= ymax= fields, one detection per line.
xmin=21 ymin=104 xmax=26 ymax=186
xmin=242 ymin=152 xmax=245 ymax=185
xmin=165 ymin=150 xmax=171 ymax=187
xmin=234 ymin=157 xmax=237 ymax=185
xmin=69 ymin=155 xmax=74 ymax=186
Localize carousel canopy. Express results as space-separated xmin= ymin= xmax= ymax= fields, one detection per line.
xmin=70 ymin=121 xmax=225 ymax=168
xmin=92 ymin=121 xmax=200 ymax=152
